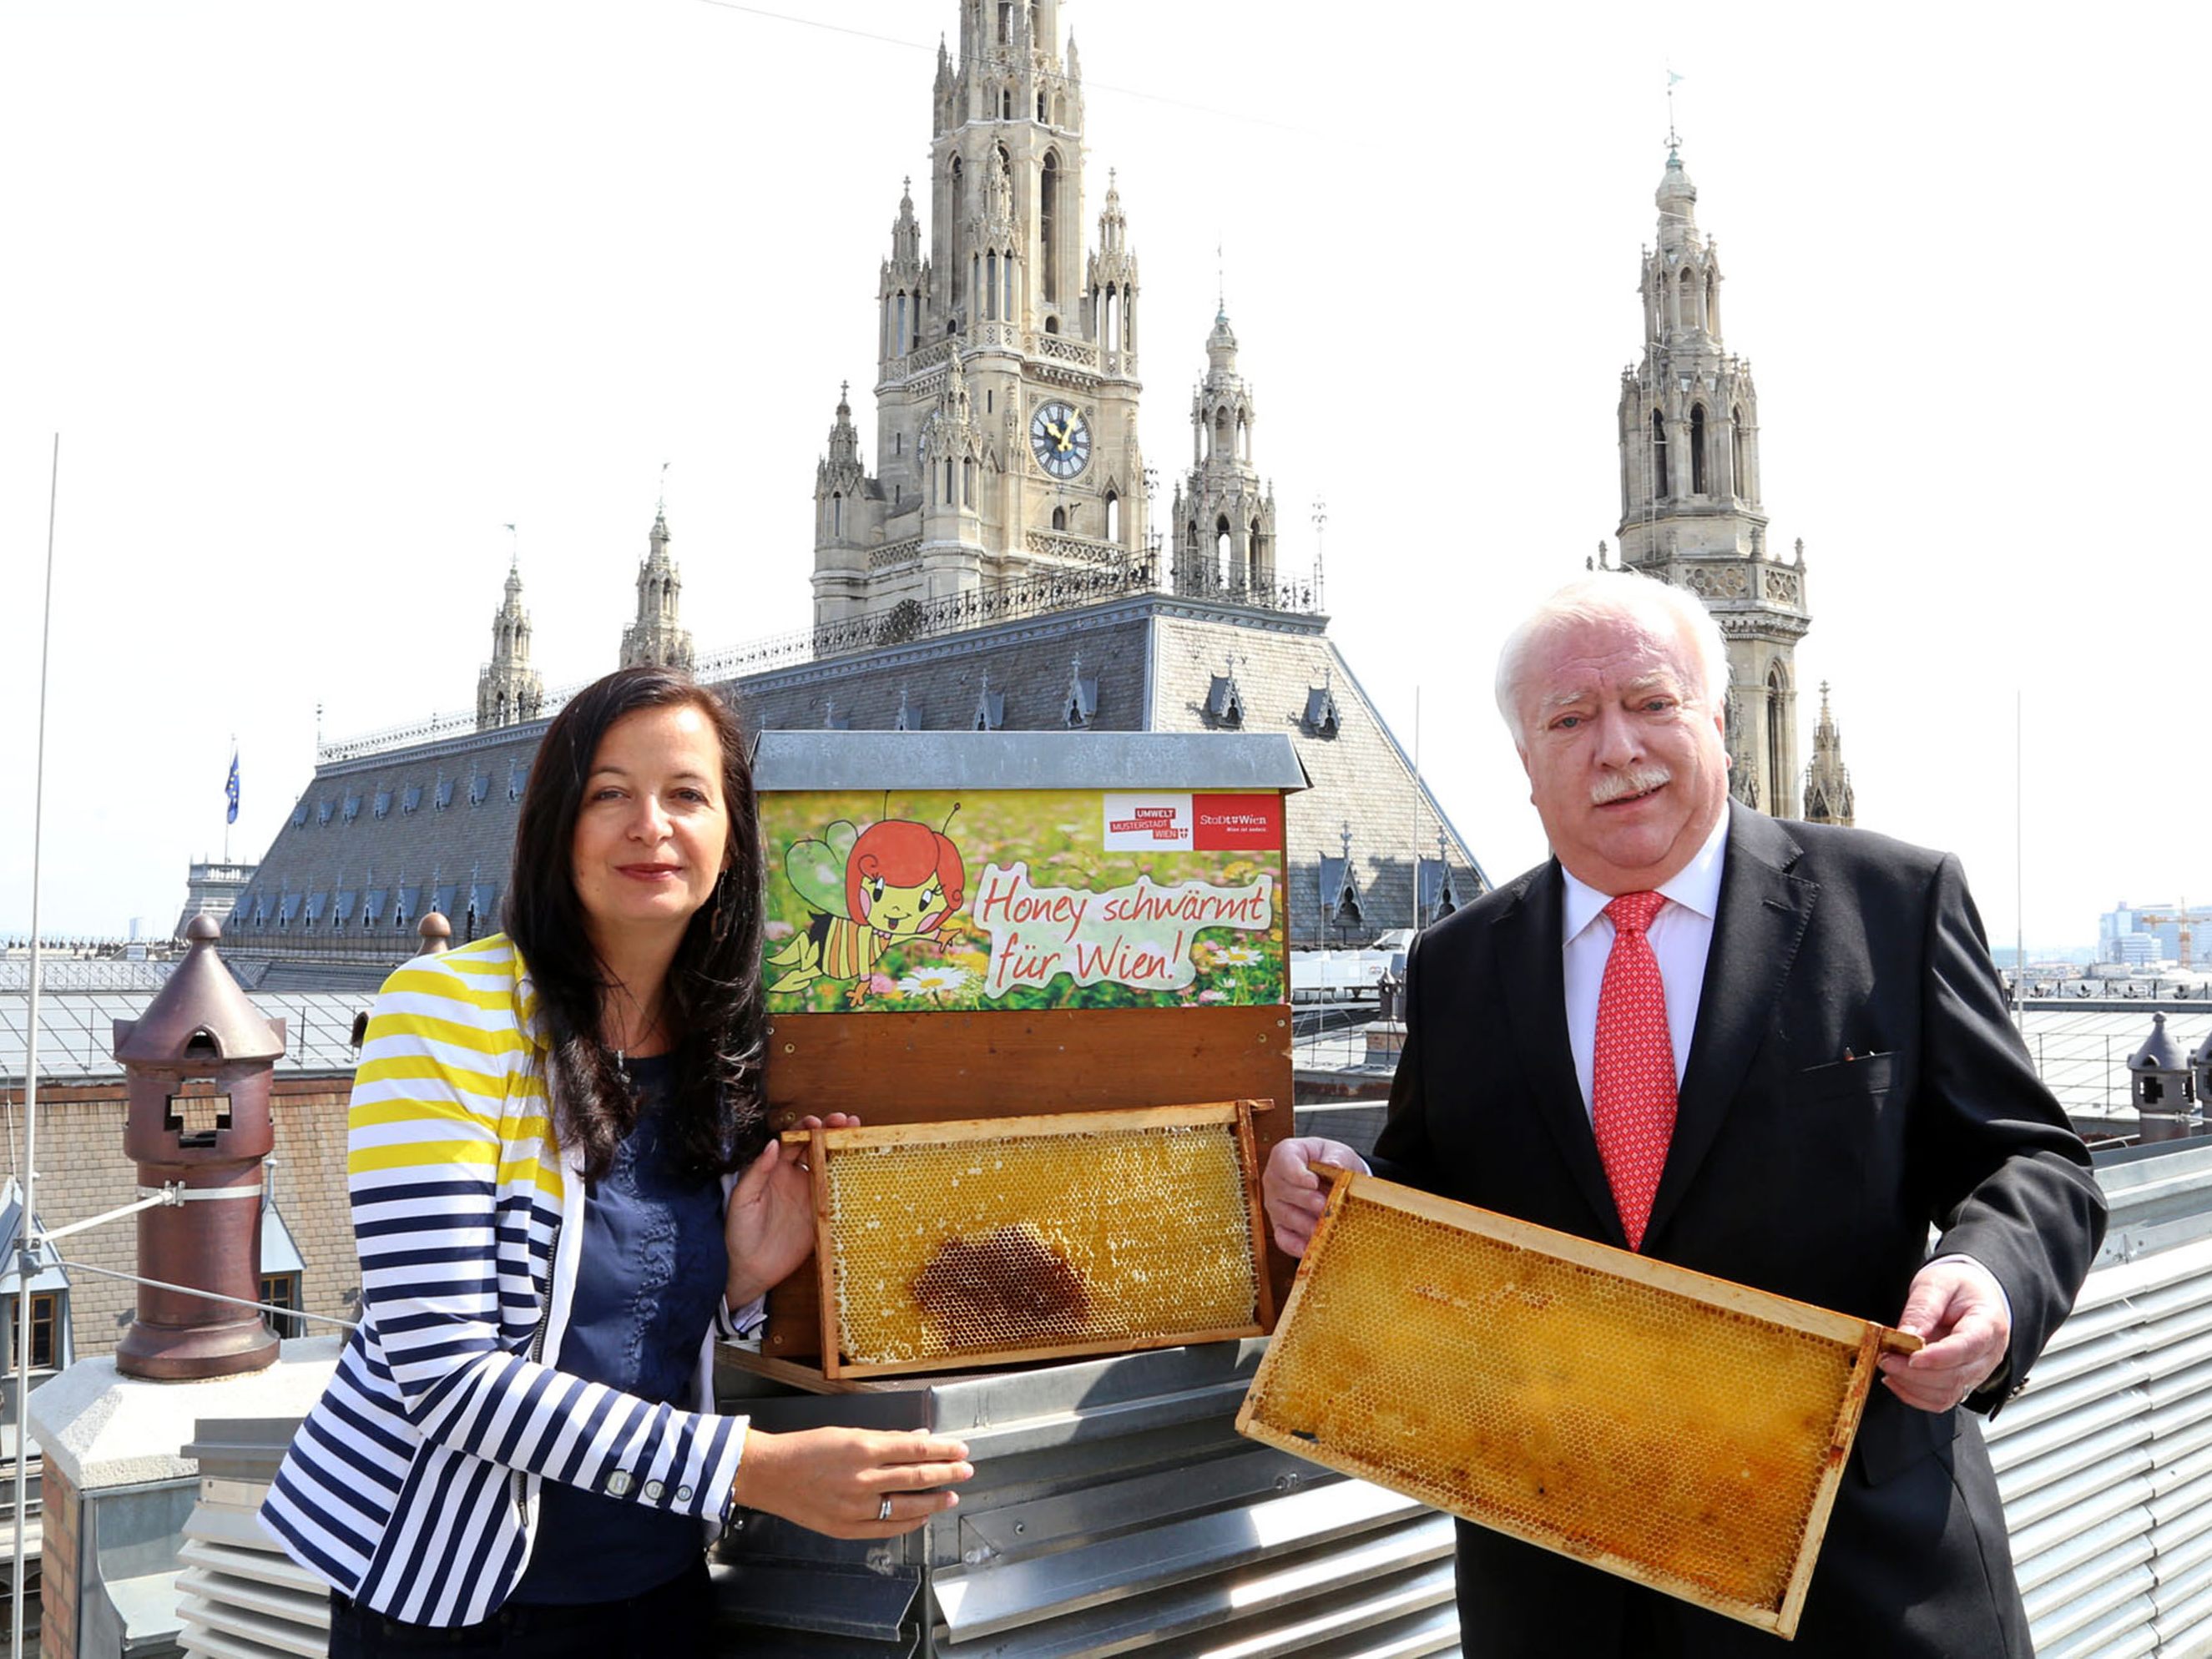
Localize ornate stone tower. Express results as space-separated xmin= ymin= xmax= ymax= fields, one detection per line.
xmin=1171 ymin=308 xmax=1278 ymax=598
xmin=619 ymin=507 xmax=695 ymax=672
xmin=475 ymin=557 xmax=544 ymax=731
xmin=1800 ymin=682 xmax=1856 ymax=826
xmin=812 ymin=0 xmax=1147 ymax=629
xmin=1615 ymin=141 xmax=1810 ymax=813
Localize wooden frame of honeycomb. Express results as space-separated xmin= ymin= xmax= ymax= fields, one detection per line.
xmin=790 ymin=1101 xmax=1276 ymax=1379
xmin=1235 ymin=1168 xmax=1922 ymax=1638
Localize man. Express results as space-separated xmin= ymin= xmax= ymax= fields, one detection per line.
xmin=1263 ymin=575 xmax=2104 ymax=1656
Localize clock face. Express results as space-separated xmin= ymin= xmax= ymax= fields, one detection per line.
xmin=1029 ymin=401 xmax=1091 ymax=479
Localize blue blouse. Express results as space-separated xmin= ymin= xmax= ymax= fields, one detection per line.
xmin=511 ymin=1054 xmax=730 ymax=1603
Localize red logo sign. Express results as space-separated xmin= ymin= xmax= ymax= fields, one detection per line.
xmin=1192 ymin=794 xmax=1281 ymax=852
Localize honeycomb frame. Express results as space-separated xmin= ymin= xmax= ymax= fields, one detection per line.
xmin=1235 ymin=1168 xmax=1920 ymax=1638
xmin=791 ymin=1101 xmax=1275 ymax=1379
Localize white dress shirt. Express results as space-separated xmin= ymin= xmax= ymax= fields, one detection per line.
xmin=1552 ymin=810 xmax=2007 ymax=1336
xmin=1560 ymin=811 xmax=1730 ymax=1122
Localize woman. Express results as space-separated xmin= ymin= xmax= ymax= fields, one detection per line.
xmin=261 ymin=666 xmax=972 ymax=1653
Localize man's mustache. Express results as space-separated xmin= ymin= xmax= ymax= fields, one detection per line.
xmin=1590 ymin=765 xmax=1673 ymax=806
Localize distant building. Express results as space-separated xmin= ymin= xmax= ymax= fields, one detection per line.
xmin=2102 ymin=901 xmax=2207 ymax=967
xmin=173 ymin=858 xmax=255 ymax=938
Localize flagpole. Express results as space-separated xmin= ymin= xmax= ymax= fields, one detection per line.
xmin=14 ymin=434 xmax=60 ymax=1659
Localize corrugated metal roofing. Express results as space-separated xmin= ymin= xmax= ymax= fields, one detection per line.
xmin=0 ymin=989 xmax=368 ymax=1084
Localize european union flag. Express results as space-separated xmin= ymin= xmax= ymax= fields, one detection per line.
xmin=225 ymin=749 xmax=240 ymax=825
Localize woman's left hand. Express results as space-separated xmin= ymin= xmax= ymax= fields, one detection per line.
xmin=724 ymin=1113 xmax=856 ymax=1310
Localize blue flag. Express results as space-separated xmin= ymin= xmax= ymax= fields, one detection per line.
xmin=225 ymin=749 xmax=240 ymax=825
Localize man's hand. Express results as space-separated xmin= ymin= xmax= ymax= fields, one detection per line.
xmin=1878 ymin=1258 xmax=2012 ymax=1413
xmin=1260 ymin=1137 xmax=1368 ymax=1258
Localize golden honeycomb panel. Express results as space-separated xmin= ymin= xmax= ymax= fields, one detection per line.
xmin=1238 ymin=1173 xmax=1902 ymax=1636
xmin=811 ymin=1104 xmax=1266 ymax=1376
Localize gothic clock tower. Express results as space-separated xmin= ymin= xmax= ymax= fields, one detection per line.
xmin=813 ymin=0 xmax=1146 ymax=629
xmin=1614 ymin=142 xmax=1811 ymax=814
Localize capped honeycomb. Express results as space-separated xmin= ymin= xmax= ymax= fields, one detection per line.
xmin=1238 ymin=1173 xmax=1906 ymax=1636
xmin=807 ymin=1104 xmax=1268 ymax=1377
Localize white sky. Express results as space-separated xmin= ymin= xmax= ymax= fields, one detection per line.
xmin=3 ymin=1 xmax=2205 ymax=951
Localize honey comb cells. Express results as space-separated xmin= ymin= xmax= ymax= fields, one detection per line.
xmin=818 ymin=1112 xmax=1264 ymax=1372
xmin=1239 ymin=1174 xmax=1906 ymax=1635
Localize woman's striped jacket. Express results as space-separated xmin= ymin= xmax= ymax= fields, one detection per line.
xmin=259 ymin=935 xmax=757 ymax=1626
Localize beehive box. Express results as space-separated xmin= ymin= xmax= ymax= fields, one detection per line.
xmin=753 ymin=732 xmax=1308 ymax=1369
xmin=793 ymin=1101 xmax=1275 ymax=1379
xmin=1236 ymin=1169 xmax=1921 ymax=1638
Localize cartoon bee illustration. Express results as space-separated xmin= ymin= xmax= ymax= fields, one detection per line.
xmin=765 ymin=809 xmax=967 ymax=996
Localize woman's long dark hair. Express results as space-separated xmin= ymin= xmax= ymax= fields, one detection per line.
xmin=504 ymin=665 xmax=766 ymax=1181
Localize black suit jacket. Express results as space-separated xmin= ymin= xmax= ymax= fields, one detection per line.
xmin=1373 ymin=804 xmax=2105 ymax=1657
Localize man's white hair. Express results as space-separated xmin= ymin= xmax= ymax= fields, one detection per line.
xmin=1493 ymin=572 xmax=1730 ymax=747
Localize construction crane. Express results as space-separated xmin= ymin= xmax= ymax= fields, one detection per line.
xmin=2134 ymin=900 xmax=2212 ymax=969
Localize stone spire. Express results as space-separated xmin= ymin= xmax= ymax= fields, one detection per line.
xmin=1800 ymin=682 xmax=1856 ymax=826
xmin=816 ymin=381 xmax=869 ymax=565
xmin=1086 ymin=168 xmax=1139 ymax=369
xmin=1173 ymin=305 xmax=1277 ymax=598
xmin=619 ymin=506 xmax=695 ymax=672
xmin=475 ymin=554 xmax=545 ymax=731
xmin=1614 ymin=135 xmax=1808 ymax=817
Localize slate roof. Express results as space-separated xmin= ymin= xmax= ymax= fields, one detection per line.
xmin=227 ymin=592 xmax=1492 ymax=972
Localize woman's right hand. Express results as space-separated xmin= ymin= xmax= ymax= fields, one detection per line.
xmin=729 ymin=1425 xmax=972 ymax=1538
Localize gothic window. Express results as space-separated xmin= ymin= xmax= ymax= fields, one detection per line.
xmin=1766 ymin=662 xmax=1787 ymax=806
xmin=1051 ymin=507 xmax=1067 ymax=530
xmin=949 ymin=160 xmax=963 ymax=306
xmin=1215 ymin=517 xmax=1233 ymax=587
xmin=1690 ymin=406 xmax=1709 ymax=494
xmin=1000 ymin=87 xmax=1013 ymax=121
xmin=1040 ymin=153 xmax=1060 ymax=302
xmin=997 ymin=3 xmax=1011 ymax=44
xmin=1053 ymin=93 xmax=1066 ymax=126
xmin=986 ymin=390 xmax=993 ymax=415
xmin=1679 ymin=267 xmax=1698 ymax=330
xmin=1705 ymin=270 xmax=1721 ymax=336
xmin=1214 ymin=408 xmax=1230 ymax=456
xmin=832 ymin=492 xmax=843 ymax=537
xmin=1250 ymin=517 xmax=1266 ymax=580
xmin=1002 ymin=249 xmax=1014 ymax=320
xmin=1043 ymin=315 xmax=1059 ymax=334
xmin=1105 ymin=492 xmax=1120 ymax=542
xmin=963 ymin=456 xmax=977 ymax=504
xmin=1651 ymin=411 xmax=1669 ymax=498
xmin=985 ymin=250 xmax=997 ymax=319
xmin=1731 ymin=406 xmax=1746 ymax=500
xmin=895 ymin=292 xmax=909 ymax=356
xmin=1038 ymin=92 xmax=1046 ymax=122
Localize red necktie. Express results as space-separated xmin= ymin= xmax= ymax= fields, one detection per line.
xmin=1593 ymin=890 xmax=1676 ymax=1251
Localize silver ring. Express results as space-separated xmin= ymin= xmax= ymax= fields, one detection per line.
xmin=877 ymin=1495 xmax=895 ymax=1522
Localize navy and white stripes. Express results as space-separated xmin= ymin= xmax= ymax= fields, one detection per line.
xmin=260 ymin=937 xmax=755 ymax=1627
